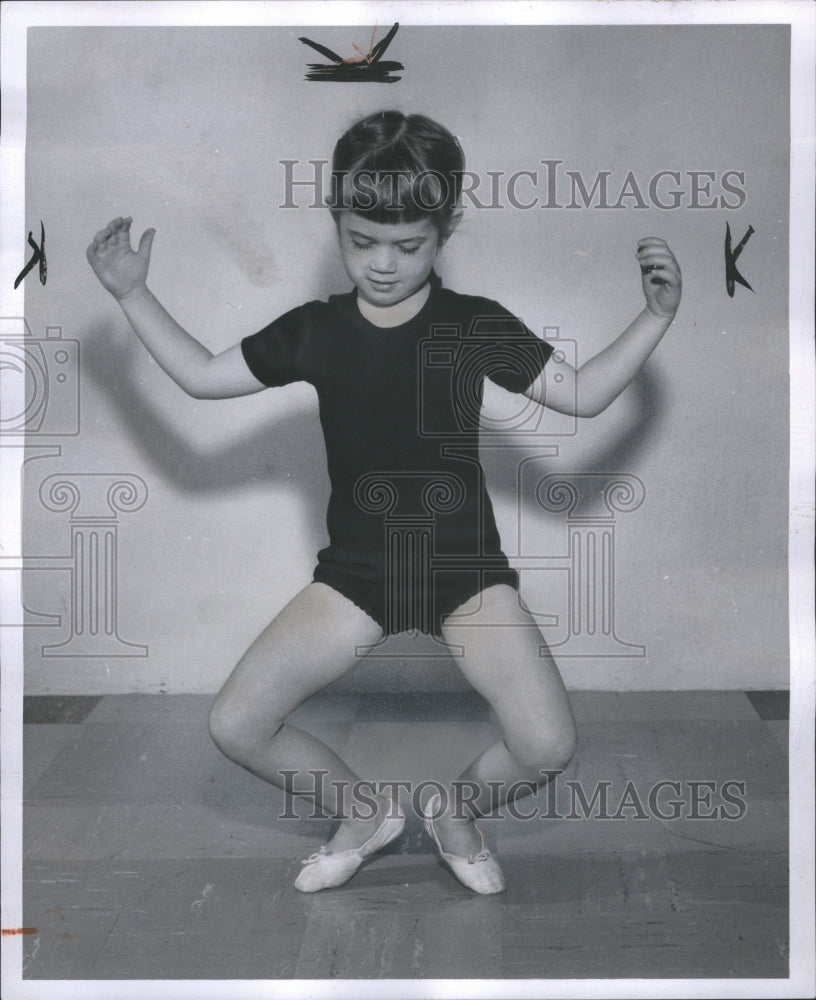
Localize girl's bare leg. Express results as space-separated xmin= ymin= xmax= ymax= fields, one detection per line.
xmin=208 ymin=581 xmax=392 ymax=853
xmin=437 ymin=584 xmax=577 ymax=858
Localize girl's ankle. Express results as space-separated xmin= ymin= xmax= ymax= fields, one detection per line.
xmin=433 ymin=807 xmax=476 ymax=833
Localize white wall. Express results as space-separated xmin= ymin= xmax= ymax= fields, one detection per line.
xmin=21 ymin=24 xmax=790 ymax=692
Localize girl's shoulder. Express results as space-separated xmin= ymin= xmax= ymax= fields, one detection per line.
xmin=261 ymin=295 xmax=347 ymax=338
xmin=435 ymin=284 xmax=521 ymax=325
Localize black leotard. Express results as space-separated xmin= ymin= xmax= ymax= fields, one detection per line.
xmin=241 ymin=272 xmax=552 ymax=637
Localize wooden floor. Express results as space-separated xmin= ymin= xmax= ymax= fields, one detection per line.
xmin=21 ymin=689 xmax=789 ymax=982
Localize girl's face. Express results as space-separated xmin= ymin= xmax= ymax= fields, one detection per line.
xmin=337 ymin=212 xmax=441 ymax=307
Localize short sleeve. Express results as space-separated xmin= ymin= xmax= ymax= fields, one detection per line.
xmin=240 ymin=302 xmax=321 ymax=388
xmin=471 ymin=307 xmax=554 ymax=394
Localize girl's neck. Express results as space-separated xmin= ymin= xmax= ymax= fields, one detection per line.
xmin=356 ymin=281 xmax=431 ymax=328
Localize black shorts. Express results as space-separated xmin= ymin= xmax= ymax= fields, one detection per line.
xmin=313 ymin=560 xmax=520 ymax=640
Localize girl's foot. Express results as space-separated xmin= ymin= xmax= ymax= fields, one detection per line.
xmin=325 ymin=794 xmax=398 ymax=854
xmin=294 ymin=795 xmax=404 ymax=893
xmin=423 ymin=793 xmax=505 ymax=895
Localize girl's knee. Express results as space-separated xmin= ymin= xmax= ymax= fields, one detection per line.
xmin=207 ymin=696 xmax=240 ymax=760
xmin=507 ymin=720 xmax=577 ymax=773
xmin=208 ymin=693 xmax=283 ymax=764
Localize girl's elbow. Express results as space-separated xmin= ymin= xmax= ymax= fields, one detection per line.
xmin=185 ymin=382 xmax=228 ymax=401
xmin=564 ymin=390 xmax=606 ymax=418
xmin=557 ymin=372 xmax=608 ymax=418
xmin=541 ymin=395 xmax=605 ymax=419
xmin=180 ymin=361 xmax=223 ymax=399
xmin=574 ymin=370 xmax=639 ymax=417
xmin=179 ymin=378 xmax=208 ymax=400
xmin=572 ymin=379 xmax=617 ymax=417
xmin=575 ymin=398 xmax=610 ymax=419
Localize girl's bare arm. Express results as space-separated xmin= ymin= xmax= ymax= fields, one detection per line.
xmin=87 ymin=217 xmax=266 ymax=400
xmin=528 ymin=237 xmax=682 ymax=417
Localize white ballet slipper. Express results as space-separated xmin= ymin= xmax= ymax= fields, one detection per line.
xmin=294 ymin=810 xmax=405 ymax=893
xmin=423 ymin=793 xmax=506 ymax=895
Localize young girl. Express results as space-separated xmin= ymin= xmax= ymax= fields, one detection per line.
xmin=87 ymin=110 xmax=681 ymax=895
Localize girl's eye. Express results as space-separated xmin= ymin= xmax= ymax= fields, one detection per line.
xmin=351 ymin=241 xmax=420 ymax=255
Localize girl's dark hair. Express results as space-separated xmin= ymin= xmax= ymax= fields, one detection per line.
xmin=329 ymin=110 xmax=464 ymax=238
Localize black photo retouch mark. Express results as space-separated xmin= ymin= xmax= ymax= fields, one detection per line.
xmin=14 ymin=221 xmax=47 ymax=289
xmin=725 ymin=221 xmax=755 ymax=297
xmin=299 ymin=23 xmax=403 ymax=83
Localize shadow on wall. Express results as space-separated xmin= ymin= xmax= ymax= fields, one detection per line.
xmin=484 ymin=363 xmax=667 ymax=519
xmin=82 ymin=317 xmax=330 ymax=546
xmin=573 ymin=365 xmax=666 ymax=477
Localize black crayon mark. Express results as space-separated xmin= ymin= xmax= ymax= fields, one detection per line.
xmin=299 ymin=23 xmax=403 ymax=83
xmin=725 ymin=222 xmax=754 ymax=297
xmin=14 ymin=221 xmax=47 ymax=289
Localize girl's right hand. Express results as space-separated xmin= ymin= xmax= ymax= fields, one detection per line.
xmin=87 ymin=217 xmax=155 ymax=301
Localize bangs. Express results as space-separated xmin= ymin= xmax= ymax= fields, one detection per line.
xmin=330 ymin=167 xmax=453 ymax=223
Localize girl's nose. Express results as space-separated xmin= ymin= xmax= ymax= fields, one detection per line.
xmin=371 ymin=246 xmax=397 ymax=273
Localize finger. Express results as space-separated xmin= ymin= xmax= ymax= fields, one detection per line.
xmin=137 ymin=228 xmax=155 ymax=261
xmin=640 ymin=257 xmax=681 ymax=276
xmin=637 ymin=245 xmax=670 ymax=259
xmin=638 ymin=254 xmax=680 ymax=274
xmin=93 ymin=217 xmax=127 ymax=244
xmin=112 ymin=216 xmax=132 ymax=244
xmin=639 ymin=259 xmax=677 ymax=273
xmin=641 ymin=270 xmax=680 ymax=288
xmin=640 ymin=266 xmax=680 ymax=280
xmin=637 ymin=249 xmax=676 ymax=265
xmin=636 ymin=237 xmax=669 ymax=249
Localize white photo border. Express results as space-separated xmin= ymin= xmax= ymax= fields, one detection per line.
xmin=1 ymin=2 xmax=813 ymax=998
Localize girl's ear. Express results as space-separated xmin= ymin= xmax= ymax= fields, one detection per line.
xmin=438 ymin=209 xmax=463 ymax=248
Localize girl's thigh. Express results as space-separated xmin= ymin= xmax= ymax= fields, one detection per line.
xmin=213 ymin=582 xmax=383 ymax=726
xmin=441 ymin=584 xmax=576 ymax=761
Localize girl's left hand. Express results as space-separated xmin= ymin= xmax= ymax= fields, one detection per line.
xmin=636 ymin=238 xmax=682 ymax=320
